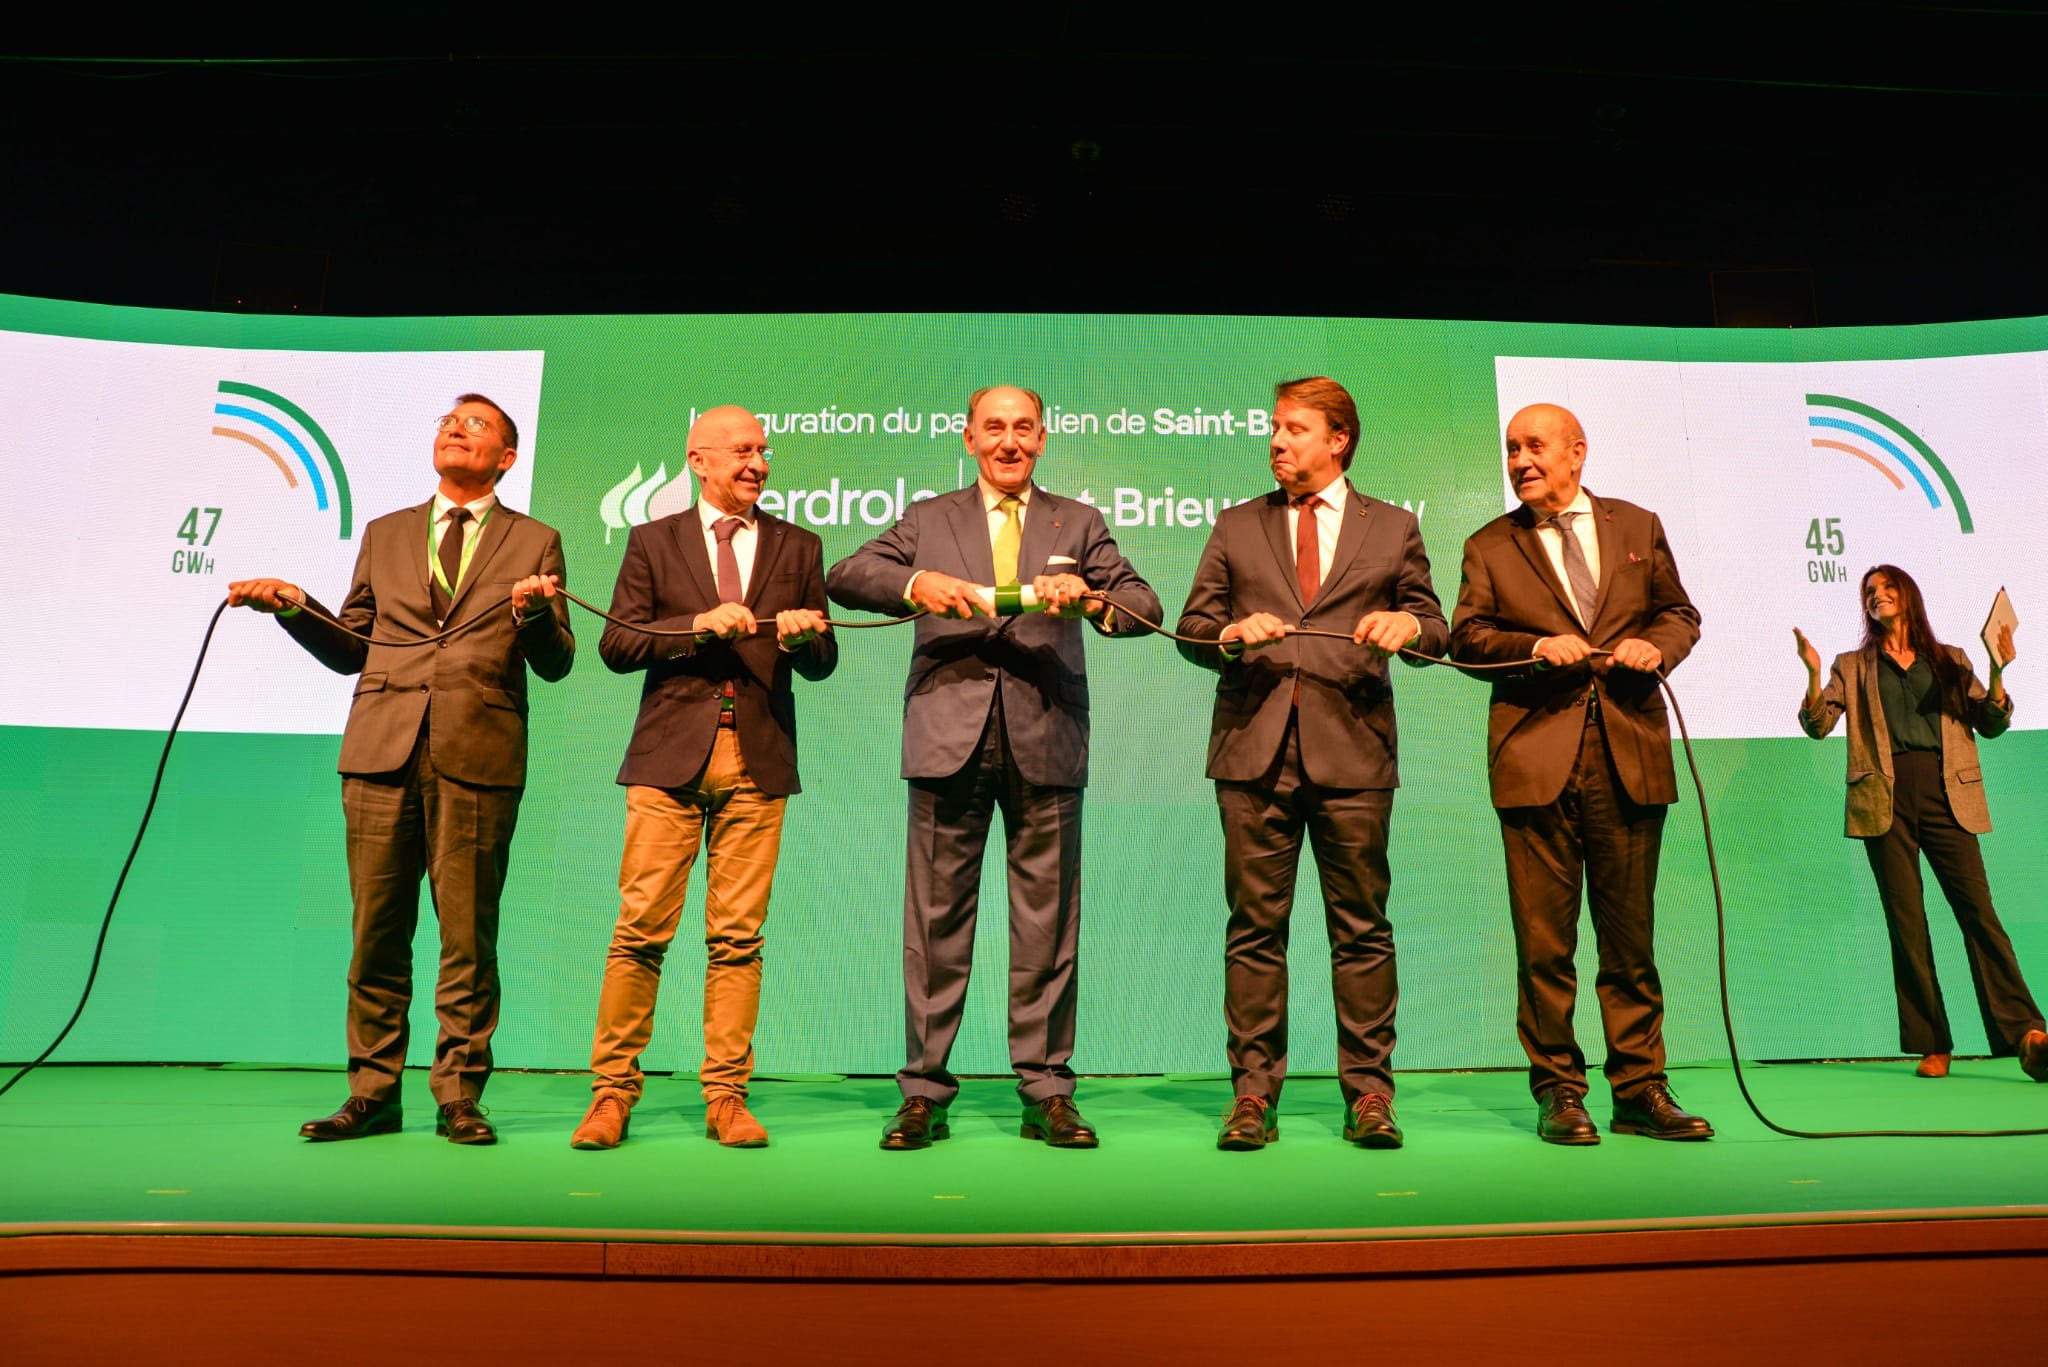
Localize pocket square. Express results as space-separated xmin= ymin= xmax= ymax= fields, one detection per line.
xmin=1047 ymin=555 xmax=1078 ymax=566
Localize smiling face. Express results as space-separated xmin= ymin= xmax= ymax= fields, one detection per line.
xmin=432 ymin=399 xmax=517 ymax=499
xmin=1863 ymin=570 xmax=1903 ymax=632
xmin=1503 ymin=403 xmax=1586 ymax=517
xmin=687 ymin=405 xmax=772 ymax=514
xmin=963 ymin=386 xmax=1045 ymax=496
xmin=1268 ymin=398 xmax=1349 ymax=498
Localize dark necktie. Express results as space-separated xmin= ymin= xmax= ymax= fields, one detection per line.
xmin=1293 ymin=494 xmax=1322 ymax=605
xmin=712 ymin=516 xmax=744 ymax=603
xmin=432 ymin=507 xmax=471 ymax=622
xmin=1548 ymin=510 xmax=1598 ymax=627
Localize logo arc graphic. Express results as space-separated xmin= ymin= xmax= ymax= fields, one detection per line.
xmin=1805 ymin=393 xmax=1972 ymax=533
xmin=212 ymin=381 xmax=354 ymax=539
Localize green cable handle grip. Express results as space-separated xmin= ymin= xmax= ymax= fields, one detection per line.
xmin=974 ymin=582 xmax=1048 ymax=616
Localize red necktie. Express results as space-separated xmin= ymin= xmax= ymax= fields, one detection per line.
xmin=1293 ymin=494 xmax=1321 ymax=605
xmin=712 ymin=517 xmax=743 ymax=603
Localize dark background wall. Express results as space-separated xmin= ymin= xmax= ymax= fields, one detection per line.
xmin=7 ymin=5 xmax=2047 ymax=326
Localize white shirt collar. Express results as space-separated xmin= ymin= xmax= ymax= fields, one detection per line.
xmin=433 ymin=489 xmax=498 ymax=522
xmin=698 ymin=492 xmax=755 ymax=527
xmin=978 ymin=477 xmax=1032 ymax=511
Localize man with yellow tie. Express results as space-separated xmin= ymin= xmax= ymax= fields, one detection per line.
xmin=827 ymin=384 xmax=1160 ymax=1151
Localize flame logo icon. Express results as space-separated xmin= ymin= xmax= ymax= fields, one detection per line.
xmin=599 ymin=463 xmax=695 ymax=543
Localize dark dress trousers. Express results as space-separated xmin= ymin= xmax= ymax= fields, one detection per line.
xmin=281 ymin=498 xmax=574 ymax=1105
xmin=1449 ymin=494 xmax=1699 ymax=1102
xmin=1801 ymin=645 xmax=2043 ymax=1055
xmin=1176 ymin=484 xmax=1447 ymax=1105
xmin=826 ymin=484 xmax=1160 ymax=1104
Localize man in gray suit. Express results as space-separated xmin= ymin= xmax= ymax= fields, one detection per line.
xmin=228 ymin=393 xmax=574 ymax=1146
xmin=1177 ymin=375 xmax=1446 ymax=1152
xmin=827 ymin=384 xmax=1160 ymax=1150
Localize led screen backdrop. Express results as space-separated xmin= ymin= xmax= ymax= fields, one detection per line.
xmin=2 ymin=295 xmax=2044 ymax=1079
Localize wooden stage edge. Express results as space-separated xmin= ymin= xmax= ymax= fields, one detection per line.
xmin=5 ymin=1209 xmax=2048 ymax=1280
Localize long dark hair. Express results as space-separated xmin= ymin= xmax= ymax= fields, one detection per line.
xmin=1858 ymin=564 xmax=1967 ymax=713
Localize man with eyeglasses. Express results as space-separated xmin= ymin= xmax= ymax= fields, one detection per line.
xmin=227 ymin=393 xmax=573 ymax=1146
xmin=569 ymin=404 xmax=836 ymax=1151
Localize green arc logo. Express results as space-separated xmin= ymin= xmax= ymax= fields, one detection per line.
xmin=210 ymin=380 xmax=354 ymax=539
xmin=1804 ymin=394 xmax=1972 ymax=533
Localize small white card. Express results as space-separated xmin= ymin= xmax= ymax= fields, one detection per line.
xmin=1982 ymin=586 xmax=2019 ymax=668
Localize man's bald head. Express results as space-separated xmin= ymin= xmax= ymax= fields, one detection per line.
xmin=1503 ymin=403 xmax=1588 ymax=516
xmin=687 ymin=404 xmax=772 ymax=515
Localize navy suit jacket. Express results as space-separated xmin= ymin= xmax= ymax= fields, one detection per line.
xmin=826 ymin=485 xmax=1159 ymax=788
xmin=1176 ymin=482 xmax=1446 ymax=789
xmin=599 ymin=506 xmax=837 ymax=796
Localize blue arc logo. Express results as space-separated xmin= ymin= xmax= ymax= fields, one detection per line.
xmin=1804 ymin=394 xmax=1972 ymax=534
xmin=210 ymin=380 xmax=353 ymax=538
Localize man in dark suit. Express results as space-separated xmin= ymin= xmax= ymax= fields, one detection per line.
xmin=227 ymin=392 xmax=574 ymax=1145
xmin=1449 ymin=402 xmax=1711 ymax=1144
xmin=569 ymin=404 xmax=836 ymax=1151
xmin=827 ymin=384 xmax=1160 ymax=1151
xmin=1176 ymin=376 xmax=1446 ymax=1152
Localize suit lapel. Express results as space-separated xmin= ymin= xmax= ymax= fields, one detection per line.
xmin=1019 ymin=486 xmax=1060 ymax=580
xmin=677 ymin=505 xmax=720 ymax=606
xmin=1588 ymin=492 xmax=1619 ymax=630
xmin=1258 ymin=491 xmax=1303 ymax=612
xmin=1859 ymin=645 xmax=1891 ymax=755
xmin=945 ymin=487 xmax=997 ymax=585
xmin=405 ymin=499 xmax=435 ymax=607
xmin=1315 ymin=483 xmax=1373 ymax=605
xmin=745 ymin=512 xmax=788 ymax=609
xmin=446 ymin=501 xmax=510 ymax=617
xmin=1508 ymin=507 xmax=1580 ymax=627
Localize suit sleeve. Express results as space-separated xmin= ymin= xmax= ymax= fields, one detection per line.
xmin=516 ymin=528 xmax=575 ymax=682
xmin=1175 ymin=520 xmax=1236 ymax=673
xmin=826 ymin=509 xmax=922 ymax=614
xmin=787 ymin=533 xmax=839 ymax=683
xmin=278 ymin=522 xmax=378 ymax=675
xmin=1960 ymin=646 xmax=2014 ymax=737
xmin=1799 ymin=652 xmax=1852 ymax=739
xmin=1076 ymin=510 xmax=1159 ymax=638
xmin=1636 ymin=512 xmax=1701 ymax=675
xmin=599 ymin=523 xmax=703 ymax=672
xmin=1393 ymin=514 xmax=1449 ymax=667
xmin=1448 ymin=533 xmax=1545 ymax=676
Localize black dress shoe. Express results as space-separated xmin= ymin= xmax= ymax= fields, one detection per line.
xmin=1344 ymin=1092 xmax=1403 ymax=1149
xmin=1610 ymin=1082 xmax=1714 ymax=1141
xmin=300 ymin=1096 xmax=402 ymax=1142
xmin=880 ymin=1097 xmax=949 ymax=1151
xmin=1536 ymin=1087 xmax=1600 ymax=1145
xmin=1020 ymin=1095 xmax=1099 ymax=1148
xmin=435 ymin=1098 xmax=497 ymax=1145
xmin=1217 ymin=1095 xmax=1277 ymax=1151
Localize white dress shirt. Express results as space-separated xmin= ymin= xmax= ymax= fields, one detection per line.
xmin=1533 ymin=488 xmax=1601 ymax=629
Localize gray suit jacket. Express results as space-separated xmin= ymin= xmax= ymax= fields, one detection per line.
xmin=281 ymin=498 xmax=575 ymax=787
xmin=1175 ymin=483 xmax=1447 ymax=789
xmin=1799 ymin=644 xmax=2013 ymax=837
xmin=826 ymin=485 xmax=1159 ymax=787
xmin=1449 ymin=494 xmax=1699 ymax=809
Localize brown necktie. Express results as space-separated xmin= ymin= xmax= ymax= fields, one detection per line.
xmin=432 ymin=507 xmax=471 ymax=622
xmin=1293 ymin=494 xmax=1322 ymax=605
xmin=712 ymin=516 xmax=744 ymax=603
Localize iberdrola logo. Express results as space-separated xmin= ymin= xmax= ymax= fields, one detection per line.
xmin=599 ymin=463 xmax=695 ymax=543
xmin=1805 ymin=394 xmax=1972 ymax=533
xmin=210 ymin=380 xmax=354 ymax=538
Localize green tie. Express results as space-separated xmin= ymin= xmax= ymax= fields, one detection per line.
xmin=993 ymin=494 xmax=1023 ymax=585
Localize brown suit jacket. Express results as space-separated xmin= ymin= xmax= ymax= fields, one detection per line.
xmin=1799 ymin=644 xmax=2013 ymax=837
xmin=1449 ymin=493 xmax=1700 ymax=809
xmin=281 ymin=498 xmax=575 ymax=786
xmin=1176 ymin=483 xmax=1447 ymax=789
xmin=598 ymin=506 xmax=837 ymax=796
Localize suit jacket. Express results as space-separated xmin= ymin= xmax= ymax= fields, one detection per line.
xmin=1449 ymin=493 xmax=1699 ymax=810
xmin=598 ymin=506 xmax=838 ymax=796
xmin=1175 ymin=483 xmax=1447 ymax=789
xmin=826 ymin=484 xmax=1160 ymax=788
xmin=1800 ymin=644 xmax=2012 ymax=837
xmin=281 ymin=498 xmax=575 ymax=787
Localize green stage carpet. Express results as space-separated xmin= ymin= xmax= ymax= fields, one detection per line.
xmin=3 ymin=1064 xmax=2046 ymax=1242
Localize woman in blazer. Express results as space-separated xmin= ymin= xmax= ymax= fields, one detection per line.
xmin=1796 ymin=564 xmax=2046 ymax=1081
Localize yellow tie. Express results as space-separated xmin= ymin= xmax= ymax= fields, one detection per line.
xmin=993 ymin=495 xmax=1023 ymax=585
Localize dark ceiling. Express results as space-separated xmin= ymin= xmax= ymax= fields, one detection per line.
xmin=7 ymin=5 xmax=2047 ymax=327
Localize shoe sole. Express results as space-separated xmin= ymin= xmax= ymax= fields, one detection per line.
xmin=1538 ymin=1130 xmax=1601 ymax=1146
xmin=1020 ymin=1125 xmax=1099 ymax=1148
xmin=299 ymin=1117 xmax=402 ymax=1142
xmin=709 ymin=1126 xmax=769 ymax=1148
xmin=1346 ymin=1131 xmax=1403 ymax=1150
xmin=1217 ymin=1130 xmax=1278 ymax=1151
xmin=880 ymin=1123 xmax=949 ymax=1151
xmin=436 ymin=1126 xmax=497 ymax=1145
xmin=1609 ymin=1121 xmax=1713 ymax=1141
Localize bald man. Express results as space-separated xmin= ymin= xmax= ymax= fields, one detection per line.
xmin=1449 ymin=403 xmax=1712 ymax=1145
xmin=570 ymin=405 xmax=836 ymax=1151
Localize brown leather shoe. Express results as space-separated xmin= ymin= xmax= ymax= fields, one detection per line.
xmin=300 ymin=1095 xmax=402 ymax=1142
xmin=1217 ymin=1095 xmax=1276 ymax=1151
xmin=1610 ymin=1082 xmax=1713 ymax=1141
xmin=1020 ymin=1095 xmax=1099 ymax=1148
xmin=435 ymin=1098 xmax=497 ymax=1145
xmin=570 ymin=1092 xmax=631 ymax=1149
xmin=1915 ymin=1053 xmax=1952 ymax=1079
xmin=1536 ymin=1086 xmax=1600 ymax=1145
xmin=1344 ymin=1092 xmax=1403 ymax=1149
xmin=2019 ymin=1030 xmax=2048 ymax=1082
xmin=706 ymin=1095 xmax=769 ymax=1148
xmin=880 ymin=1097 xmax=949 ymax=1150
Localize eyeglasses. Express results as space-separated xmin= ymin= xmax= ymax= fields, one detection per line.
xmin=435 ymin=414 xmax=497 ymax=436
xmin=696 ymin=443 xmax=774 ymax=462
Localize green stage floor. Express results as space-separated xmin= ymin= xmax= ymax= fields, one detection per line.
xmin=3 ymin=1063 xmax=2046 ymax=1243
